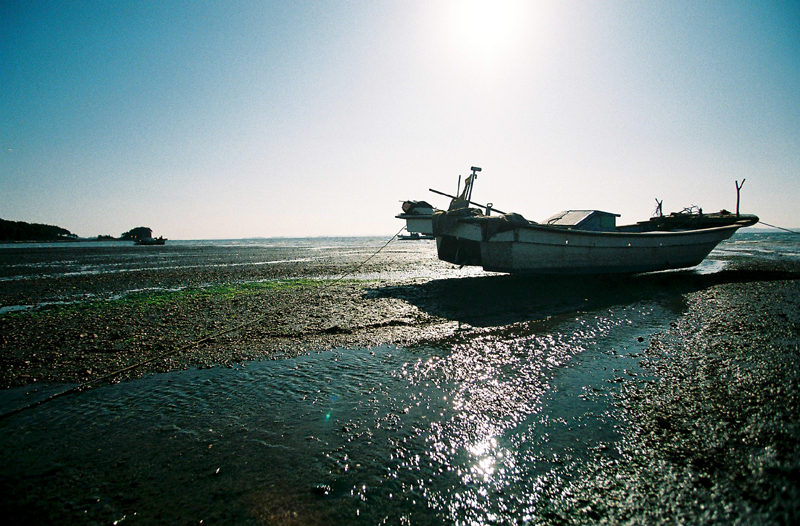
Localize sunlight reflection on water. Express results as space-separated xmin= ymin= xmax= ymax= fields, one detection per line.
xmin=0 ymin=301 xmax=673 ymax=524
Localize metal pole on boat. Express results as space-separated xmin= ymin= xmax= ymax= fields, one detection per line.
xmin=468 ymin=166 xmax=481 ymax=202
xmin=428 ymin=188 xmax=506 ymax=214
xmin=735 ymin=179 xmax=745 ymax=217
xmin=456 ymin=175 xmax=461 ymax=197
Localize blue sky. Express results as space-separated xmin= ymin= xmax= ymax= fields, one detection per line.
xmin=2 ymin=0 xmax=798 ymax=239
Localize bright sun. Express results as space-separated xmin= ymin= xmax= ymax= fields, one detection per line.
xmin=449 ymin=0 xmax=527 ymax=61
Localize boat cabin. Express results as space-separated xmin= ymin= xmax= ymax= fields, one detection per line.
xmin=543 ymin=210 xmax=620 ymax=232
xmin=396 ymin=200 xmax=436 ymax=235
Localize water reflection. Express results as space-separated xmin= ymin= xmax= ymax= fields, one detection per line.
xmin=1 ymin=302 xmax=669 ymax=524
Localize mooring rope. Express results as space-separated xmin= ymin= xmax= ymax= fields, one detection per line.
xmin=0 ymin=226 xmax=408 ymax=421
xmin=330 ymin=225 xmax=407 ymax=284
xmin=758 ymin=221 xmax=800 ymax=235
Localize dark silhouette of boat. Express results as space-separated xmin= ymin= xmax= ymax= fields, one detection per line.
xmin=135 ymin=236 xmax=166 ymax=246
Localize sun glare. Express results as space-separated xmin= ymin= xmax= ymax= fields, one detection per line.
xmin=449 ymin=0 xmax=527 ymax=61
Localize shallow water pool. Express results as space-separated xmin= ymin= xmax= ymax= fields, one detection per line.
xmin=0 ymin=300 xmax=676 ymax=525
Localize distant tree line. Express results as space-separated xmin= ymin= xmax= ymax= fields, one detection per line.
xmin=0 ymin=219 xmax=159 ymax=242
xmin=0 ymin=218 xmax=77 ymax=242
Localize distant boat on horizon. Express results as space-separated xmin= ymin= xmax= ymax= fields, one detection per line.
xmin=398 ymin=231 xmax=434 ymax=241
xmin=135 ymin=236 xmax=167 ymax=246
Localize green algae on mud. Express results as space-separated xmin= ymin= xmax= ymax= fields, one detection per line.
xmin=0 ymin=277 xmax=444 ymax=388
xmin=1 ymin=278 xmax=325 ymax=318
xmin=119 ymin=278 xmax=327 ymax=310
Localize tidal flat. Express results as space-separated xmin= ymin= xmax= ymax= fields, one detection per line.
xmin=0 ymin=234 xmax=798 ymax=524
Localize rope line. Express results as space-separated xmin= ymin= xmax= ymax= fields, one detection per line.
xmin=0 ymin=227 xmax=407 ymax=421
xmin=330 ymin=225 xmax=407 ymax=284
xmin=758 ymin=221 xmax=800 ymax=235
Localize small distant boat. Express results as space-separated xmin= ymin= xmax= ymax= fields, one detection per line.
xmin=397 ymin=167 xmax=759 ymax=275
xmin=396 ymin=200 xmax=436 ymax=238
xmin=398 ymin=232 xmax=435 ymax=241
xmin=135 ymin=236 xmax=166 ymax=246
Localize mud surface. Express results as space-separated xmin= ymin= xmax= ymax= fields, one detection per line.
xmin=1 ymin=238 xmax=799 ymax=524
xmin=2 ymin=242 xmax=797 ymax=391
xmin=543 ymin=273 xmax=800 ymax=525
xmin=0 ymin=240 xmax=459 ymax=387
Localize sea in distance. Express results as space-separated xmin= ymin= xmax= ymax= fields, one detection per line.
xmin=0 ymin=230 xmax=798 ymax=524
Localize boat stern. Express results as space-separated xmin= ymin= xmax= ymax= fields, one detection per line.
xmin=396 ymin=201 xmax=435 ymax=235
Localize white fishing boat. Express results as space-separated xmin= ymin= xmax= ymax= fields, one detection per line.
xmin=135 ymin=236 xmax=167 ymax=246
xmin=397 ymin=231 xmax=435 ymax=241
xmin=398 ymin=167 xmax=759 ymax=274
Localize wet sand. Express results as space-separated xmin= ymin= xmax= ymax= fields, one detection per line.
xmin=1 ymin=240 xmax=799 ymax=523
xmin=1 ymin=246 xmax=798 ymax=391
xmin=543 ymin=267 xmax=800 ymax=524
xmin=0 ymin=242 xmax=461 ymax=388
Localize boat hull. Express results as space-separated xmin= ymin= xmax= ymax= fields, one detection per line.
xmin=135 ymin=238 xmax=166 ymax=246
xmin=435 ymin=219 xmax=742 ymax=274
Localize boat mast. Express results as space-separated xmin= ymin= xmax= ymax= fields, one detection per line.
xmin=735 ymin=179 xmax=745 ymax=217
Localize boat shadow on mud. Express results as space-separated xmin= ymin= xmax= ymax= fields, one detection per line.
xmin=370 ymin=267 xmax=800 ymax=328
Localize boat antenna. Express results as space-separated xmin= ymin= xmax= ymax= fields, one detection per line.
xmin=456 ymin=174 xmax=461 ymax=197
xmin=654 ymin=198 xmax=663 ymax=217
xmin=735 ymin=179 xmax=745 ymax=217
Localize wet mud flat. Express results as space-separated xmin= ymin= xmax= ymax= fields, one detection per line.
xmin=1 ymin=240 xmax=799 ymax=524
xmin=0 ymin=241 xmax=456 ymax=387
xmin=2 ymin=242 xmax=797 ymax=391
xmin=376 ymin=259 xmax=800 ymax=524
xmin=547 ymin=266 xmax=800 ymax=524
